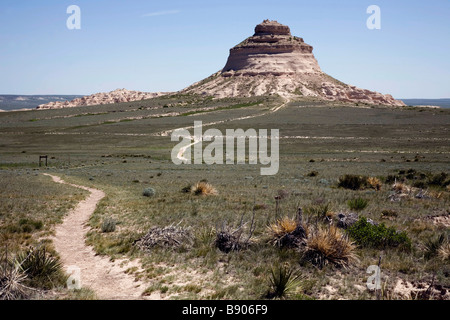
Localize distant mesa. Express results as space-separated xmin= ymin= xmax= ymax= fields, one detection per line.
xmin=38 ymin=20 xmax=405 ymax=109
xmin=37 ymin=89 xmax=169 ymax=109
xmin=183 ymin=19 xmax=405 ymax=106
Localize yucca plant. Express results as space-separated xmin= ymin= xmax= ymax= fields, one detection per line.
xmin=268 ymin=216 xmax=297 ymax=238
xmin=268 ymin=216 xmax=307 ymax=248
xmin=0 ymin=264 xmax=29 ymax=300
xmin=347 ymin=198 xmax=369 ymax=211
xmin=15 ymin=247 xmax=63 ymax=289
xmin=191 ymin=181 xmax=218 ymax=196
xmin=302 ymin=226 xmax=358 ymax=269
xmin=424 ymin=234 xmax=446 ymax=260
xmin=266 ymin=264 xmax=302 ymax=299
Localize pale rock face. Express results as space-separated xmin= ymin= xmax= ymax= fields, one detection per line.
xmin=37 ymin=89 xmax=169 ymax=109
xmin=183 ymin=19 xmax=405 ymax=107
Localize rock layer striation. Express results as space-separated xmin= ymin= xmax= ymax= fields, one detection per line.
xmin=184 ymin=20 xmax=405 ymax=106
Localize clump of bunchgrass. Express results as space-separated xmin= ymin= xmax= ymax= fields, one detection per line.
xmin=423 ymin=233 xmax=447 ymax=260
xmin=142 ymin=187 xmax=156 ymax=197
xmin=381 ymin=209 xmax=398 ymax=220
xmin=267 ymin=210 xmax=308 ymax=248
xmin=347 ymin=198 xmax=369 ymax=211
xmin=302 ymin=225 xmax=358 ymax=269
xmin=304 ymin=203 xmax=332 ymax=222
xmin=101 ymin=217 xmax=116 ymax=233
xmin=337 ymin=175 xmax=368 ymax=190
xmin=367 ymin=177 xmax=382 ymax=191
xmin=438 ymin=242 xmax=450 ymax=261
xmin=191 ymin=181 xmax=218 ymax=196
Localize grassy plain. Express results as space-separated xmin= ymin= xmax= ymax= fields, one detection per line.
xmin=0 ymin=94 xmax=449 ymax=299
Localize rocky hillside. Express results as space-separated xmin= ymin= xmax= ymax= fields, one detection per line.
xmin=37 ymin=89 xmax=169 ymax=109
xmin=183 ymin=20 xmax=405 ymax=106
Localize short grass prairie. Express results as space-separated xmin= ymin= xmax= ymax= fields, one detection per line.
xmin=0 ymin=94 xmax=449 ymax=300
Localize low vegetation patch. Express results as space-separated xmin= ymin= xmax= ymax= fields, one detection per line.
xmin=101 ymin=217 xmax=117 ymax=233
xmin=302 ymin=226 xmax=358 ymax=269
xmin=338 ymin=174 xmax=369 ymax=190
xmin=134 ymin=224 xmax=192 ymax=251
xmin=265 ymin=264 xmax=302 ymax=299
xmin=347 ymin=198 xmax=369 ymax=211
xmin=142 ymin=187 xmax=156 ymax=197
xmin=346 ymin=217 xmax=411 ymax=249
xmin=190 ymin=181 xmax=218 ymax=196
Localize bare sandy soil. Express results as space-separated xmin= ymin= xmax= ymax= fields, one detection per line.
xmin=43 ymin=174 xmax=153 ymax=300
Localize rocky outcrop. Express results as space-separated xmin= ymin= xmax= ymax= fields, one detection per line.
xmin=37 ymin=89 xmax=169 ymax=109
xmin=183 ymin=20 xmax=405 ymax=107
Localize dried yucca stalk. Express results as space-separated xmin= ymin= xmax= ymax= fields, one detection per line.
xmin=0 ymin=264 xmax=29 ymax=300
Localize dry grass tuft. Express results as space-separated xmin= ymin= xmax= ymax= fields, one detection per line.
xmin=191 ymin=181 xmax=218 ymax=196
xmin=0 ymin=264 xmax=30 ymax=300
xmin=438 ymin=242 xmax=450 ymax=261
xmin=268 ymin=216 xmax=297 ymax=237
xmin=302 ymin=226 xmax=358 ymax=269
xmin=367 ymin=177 xmax=382 ymax=190
xmin=268 ymin=216 xmax=307 ymax=248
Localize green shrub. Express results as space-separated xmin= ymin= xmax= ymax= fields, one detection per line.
xmin=427 ymin=172 xmax=449 ymax=187
xmin=346 ymin=217 xmax=411 ymax=249
xmin=338 ymin=175 xmax=368 ymax=190
xmin=142 ymin=187 xmax=156 ymax=197
xmin=347 ymin=198 xmax=368 ymax=211
xmin=101 ymin=217 xmax=116 ymax=233
xmin=307 ymin=171 xmax=318 ymax=177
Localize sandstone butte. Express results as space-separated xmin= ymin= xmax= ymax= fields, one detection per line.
xmin=182 ymin=19 xmax=406 ymax=107
xmin=38 ymin=20 xmax=405 ymax=109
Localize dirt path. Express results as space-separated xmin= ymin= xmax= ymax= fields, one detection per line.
xmin=43 ymin=174 xmax=152 ymax=300
xmin=165 ymin=97 xmax=290 ymax=162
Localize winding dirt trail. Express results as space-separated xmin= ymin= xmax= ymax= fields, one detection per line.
xmin=43 ymin=174 xmax=151 ymax=300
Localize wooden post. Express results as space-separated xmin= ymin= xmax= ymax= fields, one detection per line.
xmin=39 ymin=155 xmax=48 ymax=167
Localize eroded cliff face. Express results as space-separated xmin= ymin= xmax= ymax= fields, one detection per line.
xmin=184 ymin=20 xmax=405 ymax=107
xmin=37 ymin=89 xmax=168 ymax=109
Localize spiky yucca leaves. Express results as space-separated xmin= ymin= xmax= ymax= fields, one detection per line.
xmin=438 ymin=242 xmax=450 ymax=261
xmin=191 ymin=181 xmax=218 ymax=196
xmin=347 ymin=198 xmax=369 ymax=211
xmin=15 ymin=247 xmax=63 ymax=289
xmin=266 ymin=264 xmax=303 ymax=299
xmin=0 ymin=264 xmax=29 ymax=300
xmin=302 ymin=226 xmax=358 ymax=269
xmin=424 ymin=234 xmax=446 ymax=260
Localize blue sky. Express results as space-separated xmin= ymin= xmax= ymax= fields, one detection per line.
xmin=0 ymin=0 xmax=449 ymax=98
